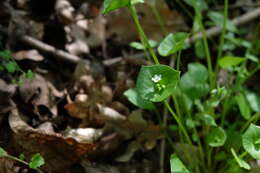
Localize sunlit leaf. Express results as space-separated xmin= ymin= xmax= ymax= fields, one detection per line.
xmin=129 ymin=40 xmax=157 ymax=50
xmin=200 ymin=114 xmax=217 ymax=127
xmin=102 ymin=0 xmax=130 ymax=14
xmin=231 ymin=148 xmax=251 ymax=170
xmin=235 ymin=93 xmax=251 ymax=120
xmin=170 ymin=154 xmax=191 ymax=173
xmin=124 ymin=88 xmax=155 ymax=110
xmin=242 ymin=124 xmax=260 ymax=159
xmin=245 ymin=90 xmax=260 ymax=112
xmin=158 ymin=32 xmax=188 ymax=56
xmin=136 ymin=65 xmax=180 ymax=102
xmin=219 ymin=56 xmax=245 ymax=68
xmin=207 ymin=127 xmax=226 ymax=147
xmin=29 ymin=153 xmax=45 ymax=169
xmin=0 ymin=147 xmax=7 ymax=157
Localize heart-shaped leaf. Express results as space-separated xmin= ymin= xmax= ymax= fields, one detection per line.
xmin=242 ymin=124 xmax=260 ymax=159
xmin=158 ymin=32 xmax=188 ymax=56
xmin=219 ymin=56 xmax=245 ymax=68
xmin=207 ymin=127 xmax=227 ymax=147
xmin=136 ymin=65 xmax=180 ymax=102
xmin=170 ymin=154 xmax=190 ymax=173
xmin=124 ymin=88 xmax=155 ymax=110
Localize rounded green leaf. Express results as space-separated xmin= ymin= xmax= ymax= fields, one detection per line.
xmin=29 ymin=153 xmax=45 ymax=169
xmin=124 ymin=88 xmax=155 ymax=110
xmin=136 ymin=65 xmax=180 ymax=102
xmin=102 ymin=0 xmax=130 ymax=14
xmin=242 ymin=124 xmax=260 ymax=159
xmin=219 ymin=56 xmax=245 ymax=68
xmin=207 ymin=127 xmax=227 ymax=147
xmin=158 ymin=32 xmax=188 ymax=56
xmin=180 ymin=63 xmax=209 ymax=99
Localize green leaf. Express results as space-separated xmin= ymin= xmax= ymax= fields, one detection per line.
xmin=124 ymin=88 xmax=155 ymax=110
xmin=0 ymin=50 xmax=12 ymax=60
xmin=219 ymin=56 xmax=245 ymax=68
xmin=180 ymin=63 xmax=209 ymax=100
xmin=131 ymin=0 xmax=144 ymax=5
xmin=231 ymin=148 xmax=251 ymax=170
xmin=129 ymin=40 xmax=157 ymax=50
xmin=19 ymin=154 xmax=25 ymax=161
xmin=200 ymin=114 xmax=217 ymax=127
xmin=183 ymin=0 xmax=208 ymax=11
xmin=26 ymin=70 xmax=34 ymax=79
xmin=208 ymin=11 xmax=237 ymax=32
xmin=136 ymin=65 xmax=180 ymax=102
xmin=195 ymin=39 xmax=205 ymax=59
xmin=170 ymin=154 xmax=190 ymax=173
xmin=29 ymin=153 xmax=45 ymax=169
xmin=207 ymin=127 xmax=227 ymax=147
xmin=245 ymin=90 xmax=260 ymax=112
xmin=102 ymin=0 xmax=130 ymax=14
xmin=242 ymin=124 xmax=260 ymax=159
xmin=235 ymin=93 xmax=251 ymax=120
xmin=158 ymin=32 xmax=188 ymax=56
xmin=102 ymin=0 xmax=144 ymax=14
xmin=5 ymin=61 xmax=17 ymax=73
xmin=0 ymin=147 xmax=7 ymax=157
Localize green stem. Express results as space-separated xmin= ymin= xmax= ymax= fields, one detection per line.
xmin=164 ymin=100 xmax=192 ymax=145
xmin=192 ymin=0 xmax=214 ymax=89
xmin=241 ymin=112 xmax=260 ymax=132
xmin=5 ymin=155 xmax=44 ymax=173
xmin=129 ymin=5 xmax=160 ymax=65
xmin=215 ymin=0 xmax=229 ymax=86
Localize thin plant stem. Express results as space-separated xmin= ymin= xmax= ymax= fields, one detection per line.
xmin=241 ymin=112 xmax=260 ymax=132
xmin=191 ymin=0 xmax=214 ymax=89
xmin=164 ymin=100 xmax=192 ymax=145
xmin=215 ymin=0 xmax=229 ymax=86
xmin=129 ymin=5 xmax=160 ymax=65
xmin=5 ymin=155 xmax=44 ymax=173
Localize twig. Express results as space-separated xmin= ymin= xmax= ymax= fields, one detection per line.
xmin=0 ymin=25 xmax=82 ymax=64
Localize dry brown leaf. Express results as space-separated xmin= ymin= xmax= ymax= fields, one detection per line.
xmin=9 ymin=109 xmax=95 ymax=173
xmin=106 ymin=0 xmax=187 ymax=43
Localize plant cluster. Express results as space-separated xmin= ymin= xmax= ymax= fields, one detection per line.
xmin=103 ymin=0 xmax=260 ymax=172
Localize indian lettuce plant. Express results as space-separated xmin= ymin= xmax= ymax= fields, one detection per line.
xmin=103 ymin=0 xmax=260 ymax=172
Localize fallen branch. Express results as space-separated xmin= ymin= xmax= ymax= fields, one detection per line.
xmin=0 ymin=25 xmax=82 ymax=64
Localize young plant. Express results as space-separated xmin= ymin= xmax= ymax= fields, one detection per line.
xmin=103 ymin=0 xmax=260 ymax=172
xmin=0 ymin=147 xmax=45 ymax=173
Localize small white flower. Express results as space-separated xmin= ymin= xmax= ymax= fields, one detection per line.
xmin=151 ymin=74 xmax=162 ymax=83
